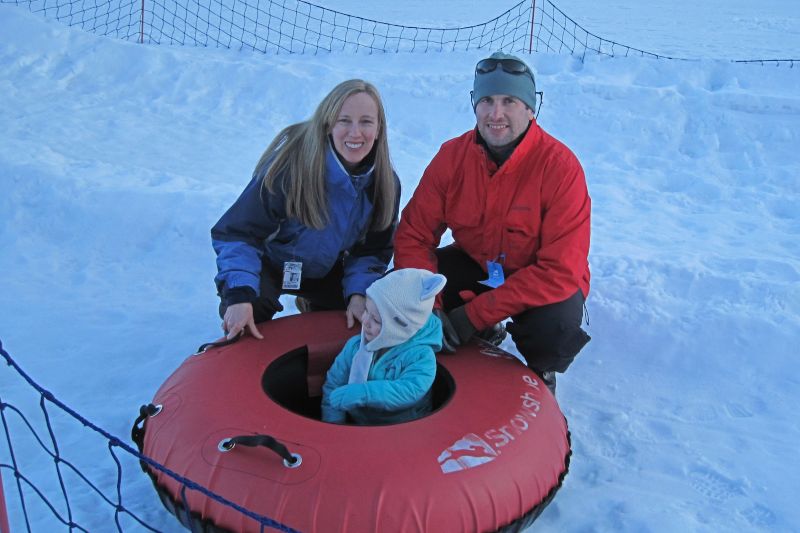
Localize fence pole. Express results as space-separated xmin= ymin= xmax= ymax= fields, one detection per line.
xmin=139 ymin=0 xmax=145 ymax=43
xmin=528 ymin=0 xmax=536 ymax=53
xmin=0 ymin=469 xmax=10 ymax=533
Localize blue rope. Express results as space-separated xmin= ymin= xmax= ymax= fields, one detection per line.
xmin=3 ymin=385 xmax=155 ymax=529
xmin=0 ymin=339 xmax=301 ymax=533
xmin=39 ymin=396 xmax=75 ymax=532
xmin=0 ymin=403 xmax=32 ymax=531
xmin=0 ymin=464 xmax=89 ymax=532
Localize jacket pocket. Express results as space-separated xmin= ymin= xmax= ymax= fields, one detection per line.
xmin=503 ymin=208 xmax=539 ymax=265
xmin=381 ymin=360 xmax=403 ymax=381
xmin=444 ymin=188 xmax=482 ymax=230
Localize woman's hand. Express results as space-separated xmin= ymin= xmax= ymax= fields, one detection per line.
xmin=222 ymin=302 xmax=264 ymax=340
xmin=346 ymin=294 xmax=366 ymax=329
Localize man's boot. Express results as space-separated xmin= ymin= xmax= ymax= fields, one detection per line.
xmin=540 ymin=371 xmax=557 ymax=396
xmin=295 ymin=296 xmax=312 ymax=313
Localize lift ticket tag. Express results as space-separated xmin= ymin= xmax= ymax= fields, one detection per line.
xmin=282 ymin=261 xmax=302 ymax=290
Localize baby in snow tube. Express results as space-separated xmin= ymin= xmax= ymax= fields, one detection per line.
xmin=321 ymin=268 xmax=446 ymax=425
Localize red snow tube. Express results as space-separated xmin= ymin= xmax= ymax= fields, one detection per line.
xmin=135 ymin=311 xmax=570 ymax=532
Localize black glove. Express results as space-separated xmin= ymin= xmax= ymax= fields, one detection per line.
xmin=447 ymin=305 xmax=477 ymax=345
xmin=433 ymin=309 xmax=460 ymax=353
xmin=434 ymin=306 xmax=478 ymax=353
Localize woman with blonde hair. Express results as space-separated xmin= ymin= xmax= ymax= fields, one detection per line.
xmin=212 ymin=79 xmax=400 ymax=339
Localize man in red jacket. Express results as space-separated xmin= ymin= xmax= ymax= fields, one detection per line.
xmin=393 ymin=52 xmax=591 ymax=393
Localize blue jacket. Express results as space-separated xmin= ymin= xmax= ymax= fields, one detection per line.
xmin=211 ymin=145 xmax=400 ymax=302
xmin=321 ymin=314 xmax=442 ymax=425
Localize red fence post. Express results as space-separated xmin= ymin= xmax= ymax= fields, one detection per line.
xmin=528 ymin=0 xmax=536 ymax=53
xmin=0 ymin=469 xmax=10 ymax=533
xmin=139 ymin=0 xmax=145 ymax=43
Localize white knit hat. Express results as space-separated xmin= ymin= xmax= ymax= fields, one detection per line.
xmin=364 ymin=268 xmax=447 ymax=351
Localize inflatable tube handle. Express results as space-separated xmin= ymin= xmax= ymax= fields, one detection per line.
xmin=131 ymin=403 xmax=162 ymax=451
xmin=220 ymin=435 xmax=300 ymax=467
xmin=196 ymin=334 xmax=244 ymax=354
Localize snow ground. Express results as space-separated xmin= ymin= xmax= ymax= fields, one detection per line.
xmin=1 ymin=1 xmax=799 ymax=531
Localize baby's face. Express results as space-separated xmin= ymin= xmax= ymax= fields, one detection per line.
xmin=361 ymin=297 xmax=382 ymax=343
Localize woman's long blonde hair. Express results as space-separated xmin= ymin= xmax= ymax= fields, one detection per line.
xmin=254 ymin=79 xmax=396 ymax=231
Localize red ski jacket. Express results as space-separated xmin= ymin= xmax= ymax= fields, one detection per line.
xmin=394 ymin=123 xmax=591 ymax=330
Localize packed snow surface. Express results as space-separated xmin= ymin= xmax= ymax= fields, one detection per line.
xmin=1 ymin=1 xmax=798 ymax=531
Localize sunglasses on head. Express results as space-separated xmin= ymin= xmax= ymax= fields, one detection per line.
xmin=472 ymin=57 xmax=543 ymax=118
xmin=475 ymin=58 xmax=531 ymax=77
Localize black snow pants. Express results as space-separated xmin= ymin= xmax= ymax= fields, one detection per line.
xmin=435 ymin=245 xmax=590 ymax=375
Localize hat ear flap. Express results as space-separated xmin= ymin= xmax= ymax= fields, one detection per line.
xmin=420 ymin=273 xmax=447 ymax=301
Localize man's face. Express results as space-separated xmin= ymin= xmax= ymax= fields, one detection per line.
xmin=475 ymin=94 xmax=534 ymax=149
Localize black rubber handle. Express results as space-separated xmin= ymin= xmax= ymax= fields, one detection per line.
xmin=222 ymin=434 xmax=298 ymax=465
